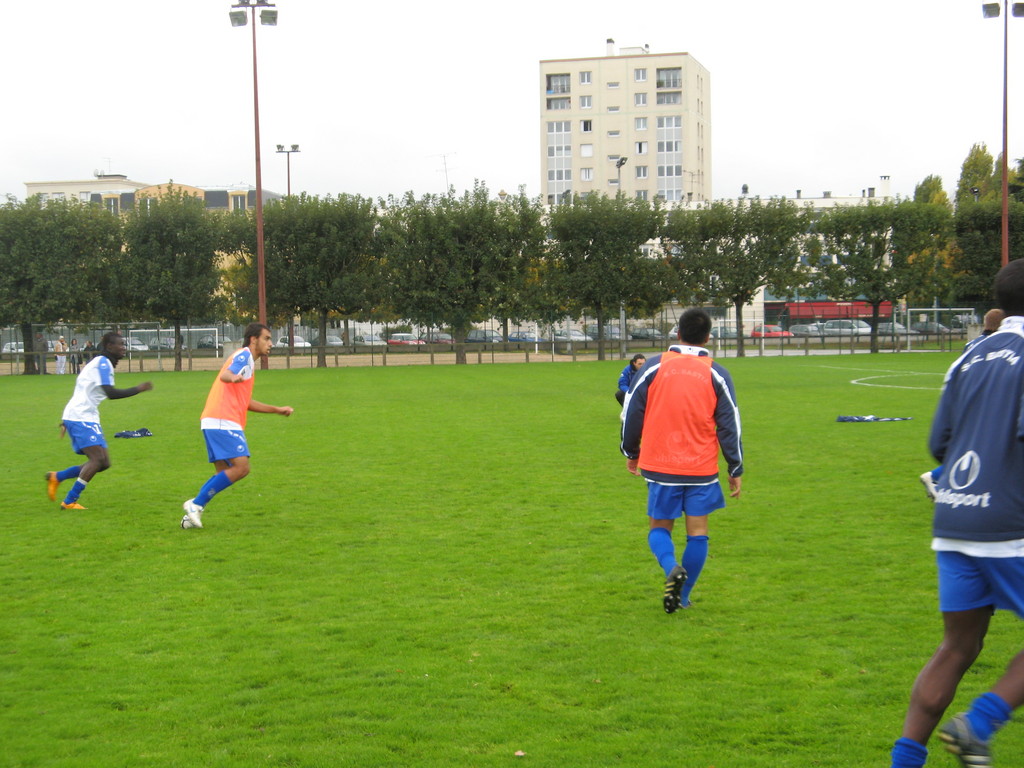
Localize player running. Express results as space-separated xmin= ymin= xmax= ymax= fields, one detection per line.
xmin=180 ymin=322 xmax=293 ymax=529
xmin=620 ymin=307 xmax=743 ymax=614
xmin=45 ymin=332 xmax=153 ymax=509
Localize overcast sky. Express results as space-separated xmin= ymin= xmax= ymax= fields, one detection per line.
xmin=1 ymin=0 xmax=1019 ymax=205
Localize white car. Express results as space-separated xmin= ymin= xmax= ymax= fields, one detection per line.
xmin=354 ymin=334 xmax=386 ymax=346
xmin=2 ymin=342 xmax=24 ymax=353
xmin=276 ymin=336 xmax=311 ymax=348
xmin=126 ymin=338 xmax=149 ymax=352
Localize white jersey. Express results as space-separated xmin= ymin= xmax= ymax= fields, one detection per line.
xmin=62 ymin=354 xmax=115 ymax=423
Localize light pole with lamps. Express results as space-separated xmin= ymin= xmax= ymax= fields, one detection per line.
xmin=230 ymin=0 xmax=277 ymax=346
xmin=275 ymin=144 xmax=300 ymax=196
xmin=982 ymin=1 xmax=1024 ymax=267
xmin=615 ymin=156 xmax=628 ymax=189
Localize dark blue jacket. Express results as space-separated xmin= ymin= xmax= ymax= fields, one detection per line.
xmin=931 ymin=316 xmax=1024 ymax=540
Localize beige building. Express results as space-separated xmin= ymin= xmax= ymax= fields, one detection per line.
xmin=540 ymin=40 xmax=711 ymax=206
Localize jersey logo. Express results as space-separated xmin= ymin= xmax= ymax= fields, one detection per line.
xmin=949 ymin=450 xmax=982 ymax=490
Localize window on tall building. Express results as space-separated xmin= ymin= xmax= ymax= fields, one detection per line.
xmin=657 ymin=140 xmax=681 ymax=153
xmin=580 ymin=95 xmax=592 ymax=109
xmin=635 ymin=68 xmax=647 ymax=82
xmin=79 ymin=191 xmax=91 ymax=202
xmin=546 ymin=73 xmax=571 ymax=94
xmin=635 ymin=117 xmax=647 ymax=130
xmin=581 ymin=168 xmax=594 ymax=181
xmin=103 ymin=196 xmax=119 ymax=215
xmin=607 ymin=106 xmax=620 ymax=113
xmin=657 ymin=91 xmax=682 ymax=105
xmin=656 ymin=67 xmax=682 ymax=88
xmin=636 ymin=190 xmax=648 ymax=201
xmin=547 ymin=97 xmax=570 ymax=110
xmin=607 ymin=81 xmax=620 ymax=89
xmin=635 ymin=93 xmax=647 ymax=107
xmin=52 ymin=192 xmax=65 ymax=201
xmin=231 ymin=193 xmax=247 ymax=211
xmin=580 ymin=119 xmax=592 ymax=132
xmin=636 ymin=166 xmax=649 ymax=179
xmin=579 ymin=71 xmax=591 ymax=85
xmin=636 ymin=141 xmax=648 ymax=155
xmin=580 ymin=144 xmax=594 ymax=157
xmin=608 ymin=130 xmax=620 ymax=138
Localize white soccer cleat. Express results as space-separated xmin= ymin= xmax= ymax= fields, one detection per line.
xmin=182 ymin=499 xmax=204 ymax=529
xmin=919 ymin=471 xmax=938 ymax=502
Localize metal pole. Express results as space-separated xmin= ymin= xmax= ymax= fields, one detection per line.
xmin=1001 ymin=0 xmax=1010 ymax=266
xmin=250 ymin=6 xmax=267 ymax=333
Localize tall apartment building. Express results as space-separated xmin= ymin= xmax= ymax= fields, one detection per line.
xmin=539 ymin=40 xmax=710 ymax=206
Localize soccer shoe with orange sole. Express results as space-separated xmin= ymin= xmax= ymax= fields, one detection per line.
xmin=45 ymin=472 xmax=59 ymax=501
xmin=60 ymin=502 xmax=87 ymax=510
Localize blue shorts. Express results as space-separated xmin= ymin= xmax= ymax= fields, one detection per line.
xmin=647 ymin=481 xmax=725 ymax=520
xmin=64 ymin=420 xmax=106 ymax=454
xmin=937 ymin=550 xmax=1024 ymax=618
xmin=202 ymin=428 xmax=250 ymax=464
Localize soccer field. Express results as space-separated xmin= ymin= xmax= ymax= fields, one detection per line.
xmin=4 ymin=352 xmax=1022 ymax=767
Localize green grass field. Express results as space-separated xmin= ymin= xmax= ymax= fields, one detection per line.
xmin=4 ymin=352 xmax=1023 ymax=767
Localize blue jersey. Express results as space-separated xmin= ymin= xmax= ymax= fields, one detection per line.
xmin=930 ymin=316 xmax=1024 ymax=541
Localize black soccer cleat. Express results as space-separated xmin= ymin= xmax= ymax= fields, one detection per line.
xmin=663 ymin=565 xmax=688 ymax=614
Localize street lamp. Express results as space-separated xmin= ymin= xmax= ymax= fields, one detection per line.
xmin=230 ymin=0 xmax=278 ymax=344
xmin=615 ymin=156 xmax=628 ymax=188
xmin=982 ymin=1 xmax=1024 ymax=266
xmin=275 ymin=144 xmax=300 ymax=196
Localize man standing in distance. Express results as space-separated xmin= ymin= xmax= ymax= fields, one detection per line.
xmin=890 ymin=261 xmax=1024 ymax=768
xmin=181 ymin=323 xmax=293 ymax=529
xmin=620 ymin=308 xmax=743 ymax=614
xmin=46 ymin=332 xmax=153 ymax=509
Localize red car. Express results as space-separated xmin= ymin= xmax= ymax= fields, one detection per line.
xmin=751 ymin=324 xmax=793 ymax=338
xmin=387 ymin=333 xmax=426 ymax=346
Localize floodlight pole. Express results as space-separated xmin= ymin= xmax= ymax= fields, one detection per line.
xmin=231 ymin=0 xmax=277 ymax=367
xmin=983 ymin=0 xmax=1022 ymax=266
xmin=276 ymin=144 xmax=300 ymax=196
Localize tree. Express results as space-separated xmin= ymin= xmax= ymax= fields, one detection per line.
xmin=379 ymin=183 xmax=542 ymax=364
xmin=955 ymin=143 xmax=997 ymax=207
xmin=950 ymin=200 xmax=1024 ymax=303
xmin=121 ymin=187 xmax=223 ymax=371
xmin=662 ymin=198 xmax=808 ymax=357
xmin=0 ymin=197 xmax=121 ymax=374
xmin=813 ymin=201 xmax=952 ymax=352
xmin=914 ymin=174 xmax=952 ymax=209
xmin=547 ymin=193 xmax=665 ymax=360
xmin=263 ymin=193 xmax=378 ymax=367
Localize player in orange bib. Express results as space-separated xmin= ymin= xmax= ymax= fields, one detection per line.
xmin=180 ymin=323 xmax=293 ymax=529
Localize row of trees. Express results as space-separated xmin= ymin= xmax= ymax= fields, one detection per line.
xmin=1 ymin=176 xmax=1022 ymax=369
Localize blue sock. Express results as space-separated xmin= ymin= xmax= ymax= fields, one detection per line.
xmin=965 ymin=692 xmax=1011 ymax=743
xmin=890 ymin=737 xmax=927 ymax=768
xmin=931 ymin=465 xmax=943 ymax=481
xmin=647 ymin=528 xmax=677 ymax=577
xmin=57 ymin=466 xmax=81 ymax=483
xmin=680 ymin=535 xmax=709 ymax=606
xmin=63 ymin=478 xmax=88 ymax=504
xmin=195 ymin=471 xmax=233 ymax=509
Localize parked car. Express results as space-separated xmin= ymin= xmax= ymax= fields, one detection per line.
xmin=630 ymin=327 xmax=666 ymax=341
xmin=311 ymin=334 xmax=345 ymax=347
xmin=509 ymin=331 xmax=548 ymax=343
xmin=387 ymin=333 xmax=426 ymax=346
xmin=586 ymin=326 xmax=623 ymax=340
xmin=911 ymin=321 xmax=950 ymax=334
xmin=789 ymin=323 xmax=825 ymax=337
xmin=877 ymin=322 xmax=918 ymax=336
xmin=276 ymin=335 xmax=311 ymax=348
xmin=554 ymin=329 xmax=590 ymax=342
xmin=750 ymin=324 xmax=793 ymax=338
xmin=353 ymin=333 xmax=386 ymax=346
xmin=126 ymin=338 xmax=149 ymax=352
xmin=465 ymin=329 xmax=504 ymax=343
xmin=148 ymin=338 xmax=185 ymax=351
xmin=196 ymin=334 xmax=231 ymax=351
xmin=822 ymin=319 xmax=871 ymax=336
xmin=419 ymin=331 xmax=454 ymax=344
xmin=2 ymin=342 xmax=24 ymax=353
xmin=710 ymin=326 xmax=740 ymax=339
